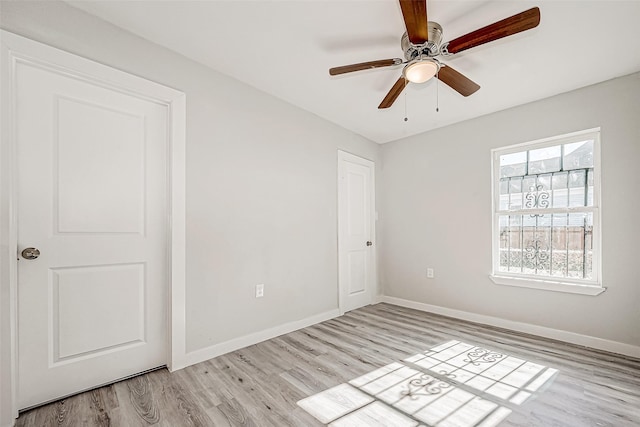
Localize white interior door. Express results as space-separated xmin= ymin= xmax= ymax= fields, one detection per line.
xmin=14 ymin=42 xmax=169 ymax=410
xmin=338 ymin=151 xmax=376 ymax=313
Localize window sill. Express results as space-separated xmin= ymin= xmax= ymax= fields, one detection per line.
xmin=489 ymin=275 xmax=606 ymax=296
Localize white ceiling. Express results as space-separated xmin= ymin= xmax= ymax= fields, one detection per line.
xmin=67 ymin=0 xmax=640 ymax=144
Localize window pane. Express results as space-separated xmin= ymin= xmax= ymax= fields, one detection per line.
xmin=499 ymin=180 xmax=509 ymax=210
xmin=552 ymin=172 xmax=568 ymax=208
xmin=499 ymin=213 xmax=593 ymax=281
xmin=500 ymin=151 xmax=527 ymax=178
xmin=567 ymin=226 xmax=583 ymax=278
xmin=568 ymin=170 xmax=586 ymax=207
xmin=522 ymin=215 xmax=551 ymax=275
xmin=529 ymin=145 xmax=561 ymax=174
xmin=567 ymin=212 xmax=593 ymax=279
xmin=522 ymin=217 xmax=537 ymax=275
xmin=587 ymin=169 xmax=594 ymax=206
xmin=522 ymin=176 xmax=536 ymax=195
xmin=584 ymin=214 xmax=594 ymax=280
xmin=537 ymin=174 xmax=551 ymax=193
xmin=563 ymin=140 xmax=594 ymax=170
xmin=509 ymin=178 xmax=522 ymax=210
xmin=499 ymin=216 xmax=509 ymax=271
xmin=499 ymin=215 xmax=532 ymax=274
xmin=551 ymin=214 xmax=568 ymax=277
xmin=509 ymin=215 xmax=522 ymax=273
xmin=523 ymin=176 xmax=550 ymax=210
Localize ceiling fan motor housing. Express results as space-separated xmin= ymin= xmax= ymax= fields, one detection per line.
xmin=401 ymin=22 xmax=443 ymax=60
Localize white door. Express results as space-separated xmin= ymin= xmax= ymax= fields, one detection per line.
xmin=14 ymin=42 xmax=168 ymax=410
xmin=338 ymin=151 xmax=376 ymax=313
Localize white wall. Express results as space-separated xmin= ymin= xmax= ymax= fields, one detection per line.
xmin=380 ymin=72 xmax=640 ymax=349
xmin=0 ymin=1 xmax=379 ymax=423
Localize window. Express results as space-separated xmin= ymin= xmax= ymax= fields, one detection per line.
xmin=490 ymin=129 xmax=603 ymax=295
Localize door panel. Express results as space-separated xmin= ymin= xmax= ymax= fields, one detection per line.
xmin=56 ymin=96 xmax=145 ymax=234
xmin=15 ymin=54 xmax=167 ymax=409
xmin=347 ymin=172 xmax=366 ymax=235
xmin=338 ymin=151 xmax=376 ymax=312
xmin=53 ymin=263 xmax=145 ymax=362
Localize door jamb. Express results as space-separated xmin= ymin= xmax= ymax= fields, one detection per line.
xmin=0 ymin=30 xmax=187 ymax=419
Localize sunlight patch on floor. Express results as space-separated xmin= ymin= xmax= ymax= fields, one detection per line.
xmin=297 ymin=340 xmax=558 ymax=426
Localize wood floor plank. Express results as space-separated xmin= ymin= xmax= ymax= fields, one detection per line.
xmin=87 ymin=388 xmax=114 ymax=426
xmin=125 ymin=374 xmax=160 ymax=424
xmin=146 ymin=369 xmax=214 ymax=426
xmin=15 ymin=303 xmax=640 ymax=426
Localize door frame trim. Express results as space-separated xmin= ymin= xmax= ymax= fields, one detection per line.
xmin=337 ymin=150 xmax=377 ymax=315
xmin=0 ymin=30 xmax=187 ymax=418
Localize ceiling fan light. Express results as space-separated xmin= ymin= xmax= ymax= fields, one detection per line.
xmin=404 ymin=59 xmax=439 ymax=84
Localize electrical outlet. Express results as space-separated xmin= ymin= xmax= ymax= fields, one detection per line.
xmin=255 ymin=283 xmax=264 ymax=298
xmin=426 ymin=268 xmax=434 ymax=279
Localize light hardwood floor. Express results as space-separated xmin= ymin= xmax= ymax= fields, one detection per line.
xmin=15 ymin=303 xmax=640 ymax=426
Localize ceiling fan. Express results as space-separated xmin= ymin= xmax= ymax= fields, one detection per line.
xmin=329 ymin=0 xmax=540 ymax=109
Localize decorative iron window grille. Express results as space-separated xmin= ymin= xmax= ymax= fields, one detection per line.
xmin=492 ymin=130 xmax=600 ymax=285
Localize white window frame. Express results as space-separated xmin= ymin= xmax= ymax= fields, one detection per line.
xmin=490 ymin=128 xmax=604 ymax=296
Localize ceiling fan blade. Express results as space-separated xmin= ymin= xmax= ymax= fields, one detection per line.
xmin=329 ymin=59 xmax=403 ymax=76
xmin=445 ymin=7 xmax=540 ymax=55
xmin=399 ymin=0 xmax=429 ymax=44
xmin=378 ymin=77 xmax=407 ymax=109
xmin=438 ymin=66 xmax=480 ymax=97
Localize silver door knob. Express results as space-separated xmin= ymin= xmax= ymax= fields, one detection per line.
xmin=366 ymin=241 xmax=373 ymax=246
xmin=21 ymin=247 xmax=40 ymax=260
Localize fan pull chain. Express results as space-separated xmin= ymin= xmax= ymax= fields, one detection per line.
xmin=436 ymin=71 xmax=440 ymax=112
xmin=403 ymin=77 xmax=408 ymax=122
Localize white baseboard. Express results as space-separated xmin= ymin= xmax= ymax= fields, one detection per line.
xmin=183 ymin=309 xmax=341 ymax=368
xmin=181 ymin=295 xmax=639 ymax=369
xmin=378 ymin=295 xmax=640 ymax=359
